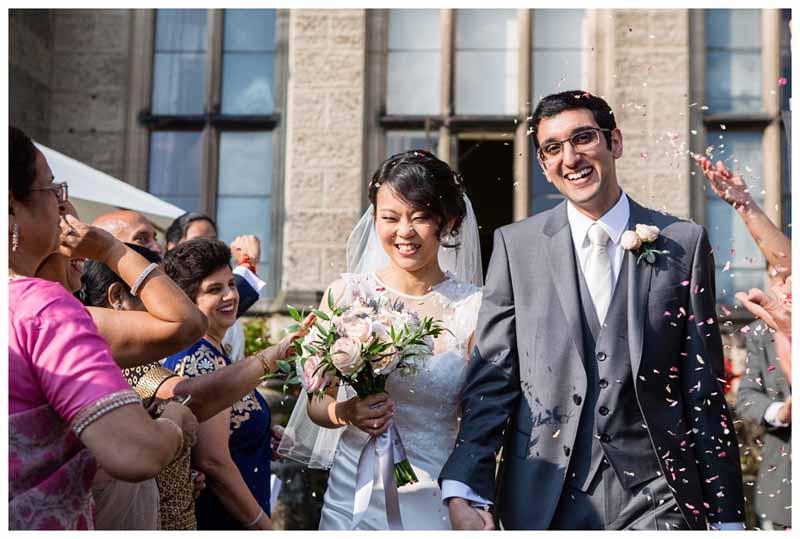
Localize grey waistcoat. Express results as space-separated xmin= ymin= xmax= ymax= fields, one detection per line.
xmin=566 ymin=254 xmax=661 ymax=492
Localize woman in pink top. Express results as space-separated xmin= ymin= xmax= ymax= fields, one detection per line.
xmin=8 ymin=126 xmax=199 ymax=530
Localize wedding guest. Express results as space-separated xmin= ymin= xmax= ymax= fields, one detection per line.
xmin=36 ymin=203 xmax=207 ymax=529
xmin=8 ymin=126 xmax=197 ymax=530
xmin=37 ymin=202 xmax=207 ymax=369
xmin=93 ymin=209 xmax=164 ymax=255
xmin=735 ymin=320 xmax=791 ymax=530
xmin=79 ymin=244 xmax=303 ymax=529
xmin=163 ymin=238 xmax=276 ymax=530
xmin=695 ymin=155 xmax=791 ymax=279
xmin=165 ymin=211 xmax=266 ymax=360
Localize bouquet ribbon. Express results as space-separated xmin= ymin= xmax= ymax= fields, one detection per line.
xmin=351 ymin=420 xmax=406 ymax=530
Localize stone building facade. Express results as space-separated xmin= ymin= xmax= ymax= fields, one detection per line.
xmin=10 ymin=8 xmax=790 ymax=314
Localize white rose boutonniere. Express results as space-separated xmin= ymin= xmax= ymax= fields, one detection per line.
xmin=623 ymin=224 xmax=669 ymax=264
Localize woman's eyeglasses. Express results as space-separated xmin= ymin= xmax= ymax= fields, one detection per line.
xmin=30 ymin=182 xmax=68 ymax=203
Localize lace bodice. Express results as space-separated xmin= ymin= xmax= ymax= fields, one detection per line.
xmin=336 ymin=271 xmax=482 ymax=468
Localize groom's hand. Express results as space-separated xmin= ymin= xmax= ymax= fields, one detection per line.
xmin=448 ymin=497 xmax=495 ymax=530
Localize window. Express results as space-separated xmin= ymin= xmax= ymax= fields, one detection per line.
xmin=378 ymin=9 xmax=586 ymax=270
xmin=530 ymin=9 xmax=585 ymax=214
xmin=700 ymin=9 xmax=789 ymax=306
xmin=143 ymin=9 xmax=284 ymax=297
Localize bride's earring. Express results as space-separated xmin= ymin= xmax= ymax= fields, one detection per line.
xmin=11 ymin=224 xmax=19 ymax=252
xmin=440 ymin=227 xmax=459 ymax=248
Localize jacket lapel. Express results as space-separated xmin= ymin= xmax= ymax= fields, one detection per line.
xmin=626 ymin=198 xmax=655 ymax=379
xmin=544 ymin=202 xmax=586 ymax=365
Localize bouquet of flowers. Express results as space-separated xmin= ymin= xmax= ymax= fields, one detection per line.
xmin=282 ymin=292 xmax=447 ymax=487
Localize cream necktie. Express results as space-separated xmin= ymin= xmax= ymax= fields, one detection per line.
xmin=585 ymin=223 xmax=613 ymax=323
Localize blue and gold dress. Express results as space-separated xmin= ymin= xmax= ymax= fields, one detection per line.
xmin=163 ymin=338 xmax=272 ymax=529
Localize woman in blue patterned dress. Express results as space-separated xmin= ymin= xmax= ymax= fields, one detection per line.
xmin=163 ymin=238 xmax=273 ymax=530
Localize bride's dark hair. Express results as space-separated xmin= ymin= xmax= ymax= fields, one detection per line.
xmin=368 ymin=150 xmax=467 ymax=246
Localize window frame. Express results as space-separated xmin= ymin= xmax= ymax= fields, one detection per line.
xmin=374 ymin=9 xmax=586 ymax=222
xmin=689 ymin=8 xmax=788 ymax=316
xmin=126 ymin=8 xmax=288 ymax=306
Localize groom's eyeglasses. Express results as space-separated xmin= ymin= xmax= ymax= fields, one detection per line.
xmin=537 ymin=128 xmax=611 ymax=165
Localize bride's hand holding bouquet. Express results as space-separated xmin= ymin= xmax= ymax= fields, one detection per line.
xmin=283 ymin=292 xmax=447 ymax=486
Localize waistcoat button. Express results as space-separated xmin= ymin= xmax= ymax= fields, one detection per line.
xmin=597 ymin=352 xmax=607 ymax=361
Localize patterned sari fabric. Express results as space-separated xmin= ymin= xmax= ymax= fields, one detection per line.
xmin=8 ymin=277 xmax=139 ymax=530
xmin=163 ymin=339 xmax=272 ymax=529
xmin=8 ymin=404 xmax=96 ymax=530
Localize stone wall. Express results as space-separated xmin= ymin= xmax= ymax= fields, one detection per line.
xmin=599 ymin=10 xmax=693 ymax=220
xmin=9 ymin=10 xmax=53 ymax=143
xmin=282 ymin=10 xmax=367 ymax=297
xmin=47 ymin=9 xmax=132 ymax=180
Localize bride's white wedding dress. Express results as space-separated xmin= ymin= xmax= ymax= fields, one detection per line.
xmin=317 ymin=271 xmax=482 ymax=530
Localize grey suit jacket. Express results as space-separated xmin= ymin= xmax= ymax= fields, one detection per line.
xmin=735 ymin=322 xmax=791 ymax=526
xmin=440 ymin=198 xmax=745 ymax=529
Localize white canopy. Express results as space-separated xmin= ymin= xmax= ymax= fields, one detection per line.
xmin=34 ymin=142 xmax=184 ymax=231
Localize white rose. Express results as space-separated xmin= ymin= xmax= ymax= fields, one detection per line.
xmin=620 ymin=230 xmax=643 ymax=251
xmin=635 ymin=224 xmax=660 ymax=243
xmin=330 ymin=337 xmax=364 ymax=376
xmin=341 ymin=314 xmax=373 ymax=343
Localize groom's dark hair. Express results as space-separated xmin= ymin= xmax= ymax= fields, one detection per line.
xmin=529 ymin=90 xmax=616 ymax=151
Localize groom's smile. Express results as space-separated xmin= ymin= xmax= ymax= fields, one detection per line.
xmin=536 ymin=108 xmax=623 ymax=220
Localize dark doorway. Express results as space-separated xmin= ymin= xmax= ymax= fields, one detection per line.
xmin=457 ymin=138 xmax=515 ymax=277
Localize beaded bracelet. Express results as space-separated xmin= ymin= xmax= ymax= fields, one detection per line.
xmin=130 ymin=262 xmax=159 ymax=296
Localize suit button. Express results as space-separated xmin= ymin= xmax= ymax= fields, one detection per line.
xmin=599 ymin=379 xmax=609 ymax=389
xmin=597 ymin=352 xmax=607 ymax=362
xmin=599 ymin=406 xmax=609 ymax=416
xmin=573 ymin=394 xmax=582 ymax=405
xmin=600 ymin=434 xmax=611 ymax=443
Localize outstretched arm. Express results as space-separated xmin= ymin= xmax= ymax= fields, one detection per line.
xmin=695 ymin=156 xmax=791 ymax=278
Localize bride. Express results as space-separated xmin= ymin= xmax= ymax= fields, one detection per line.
xmin=278 ymin=150 xmax=484 ymax=530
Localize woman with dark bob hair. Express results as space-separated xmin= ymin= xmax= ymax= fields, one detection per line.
xmin=161 ymin=238 xmax=297 ymax=530
xmin=278 ymin=149 xmax=485 ymax=530
xmin=8 ymin=128 xmax=198 ymax=530
xmin=79 ymin=242 xmax=303 ymax=529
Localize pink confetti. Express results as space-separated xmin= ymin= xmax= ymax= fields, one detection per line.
xmin=718 ymin=451 xmax=727 ymax=458
xmin=681 ymin=280 xmax=690 ymax=286
xmin=722 ymin=261 xmax=731 ymax=272
xmin=779 ymin=77 xmax=788 ymax=86
xmin=664 ymin=310 xmax=672 ymax=316
xmin=767 ymin=365 xmax=776 ymax=372
xmin=739 ymin=325 xmax=751 ymax=334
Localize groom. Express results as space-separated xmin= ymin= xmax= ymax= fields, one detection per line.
xmin=440 ymin=91 xmax=745 ymax=530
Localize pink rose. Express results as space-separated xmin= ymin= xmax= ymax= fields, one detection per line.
xmin=620 ymin=230 xmax=642 ymax=251
xmin=372 ymin=345 xmax=401 ymax=375
xmin=301 ymin=355 xmax=331 ymax=393
xmin=330 ymin=337 xmax=364 ymax=376
xmin=341 ymin=314 xmax=373 ymax=343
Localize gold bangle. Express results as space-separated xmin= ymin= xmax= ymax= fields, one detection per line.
xmin=155 ymin=417 xmax=185 ymax=461
xmin=256 ymin=348 xmax=276 ymax=376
